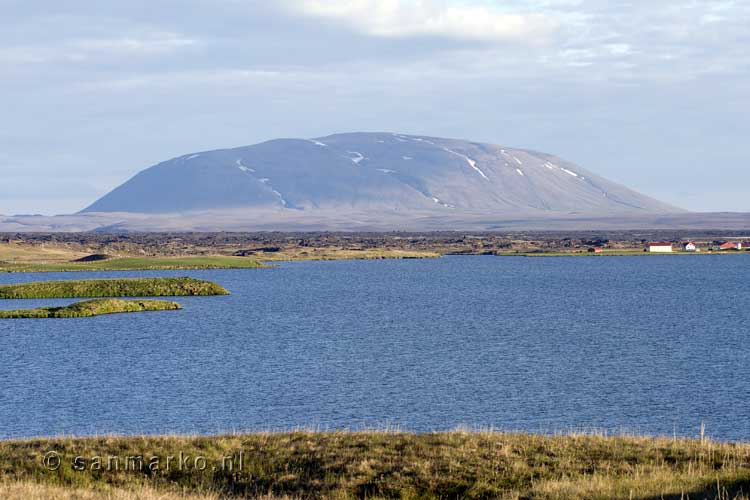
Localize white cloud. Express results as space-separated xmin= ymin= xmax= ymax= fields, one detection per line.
xmin=73 ymin=34 xmax=198 ymax=56
xmin=604 ymin=43 xmax=632 ymax=56
xmin=0 ymin=33 xmax=197 ymax=66
xmin=74 ymin=69 xmax=282 ymax=92
xmin=280 ymin=0 xmax=558 ymax=42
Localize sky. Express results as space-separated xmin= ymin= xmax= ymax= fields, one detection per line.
xmin=1 ymin=0 xmax=749 ymax=215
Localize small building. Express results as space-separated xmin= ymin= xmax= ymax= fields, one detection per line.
xmin=648 ymin=242 xmax=673 ymax=253
xmin=682 ymin=242 xmax=697 ymax=252
xmin=719 ymin=242 xmax=741 ymax=251
xmin=588 ymin=247 xmax=603 ymax=253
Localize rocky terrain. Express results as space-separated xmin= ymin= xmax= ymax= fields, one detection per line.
xmin=3 ymin=230 xmax=749 ymax=259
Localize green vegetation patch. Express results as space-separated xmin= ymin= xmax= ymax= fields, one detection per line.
xmin=0 ymin=299 xmax=181 ymax=319
xmin=0 ymin=277 xmax=229 ymax=299
xmin=0 ymin=256 xmax=266 ymax=273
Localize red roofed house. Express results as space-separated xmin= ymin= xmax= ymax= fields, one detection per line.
xmin=648 ymin=242 xmax=673 ymax=253
xmin=719 ymin=242 xmax=742 ymax=250
xmin=682 ymin=242 xmax=697 ymax=252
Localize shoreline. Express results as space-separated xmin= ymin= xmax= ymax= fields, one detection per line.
xmin=2 ymin=233 xmax=748 ymax=272
xmin=0 ymin=427 xmax=736 ymax=443
xmin=1 ymin=249 xmax=747 ymax=273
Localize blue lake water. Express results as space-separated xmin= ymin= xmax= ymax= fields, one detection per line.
xmin=1 ymin=256 xmax=749 ymax=440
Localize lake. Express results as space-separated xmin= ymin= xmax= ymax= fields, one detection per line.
xmin=1 ymin=256 xmax=748 ymax=440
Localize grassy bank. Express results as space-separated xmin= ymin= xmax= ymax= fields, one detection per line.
xmin=259 ymin=248 xmax=441 ymax=262
xmin=495 ymin=250 xmax=750 ymax=257
xmin=0 ymin=256 xmax=266 ymax=273
xmin=0 ymin=299 xmax=181 ymax=318
xmin=3 ymin=431 xmax=750 ymax=499
xmin=0 ymin=277 xmax=228 ymax=299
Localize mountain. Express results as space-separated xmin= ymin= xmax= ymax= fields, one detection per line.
xmin=82 ymin=132 xmax=683 ymax=218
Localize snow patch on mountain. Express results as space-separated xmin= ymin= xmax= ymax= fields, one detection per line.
xmin=441 ymin=147 xmax=488 ymax=180
xmin=348 ymin=151 xmax=365 ymax=164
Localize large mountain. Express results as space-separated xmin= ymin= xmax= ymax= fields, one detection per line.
xmin=82 ymin=132 xmax=683 ymax=218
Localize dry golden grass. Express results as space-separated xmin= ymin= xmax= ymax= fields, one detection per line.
xmin=0 ymin=481 xmax=223 ymax=500
xmin=0 ymin=240 xmax=435 ymax=272
xmin=3 ymin=431 xmax=750 ymax=499
xmin=0 ymin=242 xmax=88 ymax=263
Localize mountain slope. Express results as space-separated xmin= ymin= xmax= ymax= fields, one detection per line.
xmin=82 ymin=132 xmax=683 ymax=216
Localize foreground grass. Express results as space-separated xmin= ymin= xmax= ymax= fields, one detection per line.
xmin=0 ymin=481 xmax=221 ymax=500
xmin=0 ymin=277 xmax=228 ymax=299
xmin=0 ymin=256 xmax=266 ymax=273
xmin=0 ymin=299 xmax=181 ymax=319
xmin=3 ymin=431 xmax=750 ymax=499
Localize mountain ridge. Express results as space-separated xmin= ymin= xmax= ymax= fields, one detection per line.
xmin=82 ymin=132 xmax=683 ymax=219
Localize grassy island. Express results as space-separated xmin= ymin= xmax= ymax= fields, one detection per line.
xmin=0 ymin=299 xmax=181 ymax=319
xmin=0 ymin=277 xmax=229 ymax=299
xmin=2 ymin=431 xmax=750 ymax=499
xmin=0 ymin=255 xmax=266 ymax=273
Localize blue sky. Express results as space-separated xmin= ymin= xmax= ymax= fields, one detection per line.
xmin=1 ymin=0 xmax=748 ymax=214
